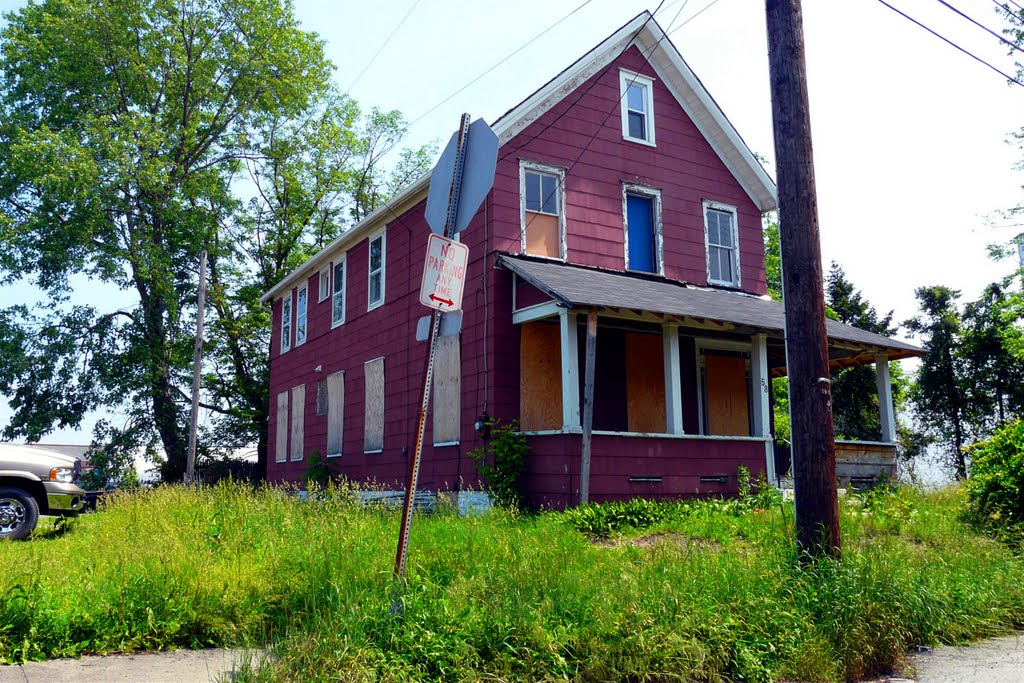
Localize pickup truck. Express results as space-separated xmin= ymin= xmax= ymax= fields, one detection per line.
xmin=0 ymin=445 xmax=88 ymax=540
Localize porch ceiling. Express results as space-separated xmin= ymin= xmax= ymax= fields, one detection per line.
xmin=497 ymin=254 xmax=923 ymax=363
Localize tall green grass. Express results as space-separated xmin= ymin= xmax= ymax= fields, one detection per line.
xmin=1 ymin=483 xmax=1021 ymax=682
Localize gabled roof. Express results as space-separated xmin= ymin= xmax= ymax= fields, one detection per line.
xmin=497 ymin=254 xmax=924 ymax=363
xmin=261 ymin=11 xmax=777 ymax=304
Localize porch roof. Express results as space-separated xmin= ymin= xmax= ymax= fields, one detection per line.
xmin=496 ymin=254 xmax=924 ymax=362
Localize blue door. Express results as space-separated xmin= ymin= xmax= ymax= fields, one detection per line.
xmin=627 ymin=194 xmax=656 ymax=272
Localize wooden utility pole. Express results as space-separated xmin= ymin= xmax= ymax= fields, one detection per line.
xmin=765 ymin=0 xmax=841 ymax=558
xmin=580 ymin=310 xmax=597 ymax=505
xmin=185 ymin=250 xmax=208 ymax=483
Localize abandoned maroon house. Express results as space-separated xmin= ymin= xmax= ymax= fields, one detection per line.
xmin=260 ymin=13 xmax=922 ymax=508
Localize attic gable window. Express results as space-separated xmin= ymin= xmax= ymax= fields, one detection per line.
xmin=703 ymin=200 xmax=740 ymax=288
xmin=520 ymin=161 xmax=565 ymax=260
xmin=619 ymin=70 xmax=656 ymax=146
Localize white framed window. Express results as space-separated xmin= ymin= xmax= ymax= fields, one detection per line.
xmin=703 ymin=200 xmax=741 ymax=288
xmin=318 ymin=265 xmax=330 ymax=302
xmin=332 ymin=256 xmax=346 ymax=328
xmin=295 ymin=283 xmax=308 ymax=346
xmin=520 ymin=161 xmax=566 ymax=260
xmin=280 ymin=293 xmax=292 ymax=353
xmin=364 ymin=357 xmax=385 ymax=453
xmin=275 ymin=391 xmax=288 ymax=463
xmin=290 ymin=384 xmax=305 ymax=462
xmin=326 ymin=370 xmax=345 ymax=457
xmin=367 ymin=231 xmax=385 ymax=311
xmin=619 ymin=70 xmax=656 ymax=146
xmin=623 ymin=183 xmax=663 ymax=275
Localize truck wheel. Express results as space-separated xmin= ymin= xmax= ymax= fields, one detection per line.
xmin=0 ymin=488 xmax=39 ymax=540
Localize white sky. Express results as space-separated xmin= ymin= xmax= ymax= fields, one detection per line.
xmin=1 ymin=0 xmax=1022 ymax=443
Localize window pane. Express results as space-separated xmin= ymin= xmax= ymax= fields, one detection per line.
xmin=525 ymin=171 xmax=540 ymax=212
xmin=540 ymin=174 xmax=558 ymax=215
xmin=628 ymin=111 xmax=645 ymax=140
xmin=709 ymin=246 xmax=722 ymax=282
xmin=525 ymin=211 xmax=560 ymax=257
xmin=333 ymin=262 xmax=344 ymax=294
xmin=720 ymin=248 xmax=734 ymax=283
xmin=370 ymin=238 xmax=382 ymax=272
xmin=627 ymin=82 xmax=645 ymax=112
xmin=717 ymin=211 xmax=734 ymax=247
xmin=370 ymin=273 xmax=382 ymax=304
xmin=707 ymin=212 xmax=720 ymax=245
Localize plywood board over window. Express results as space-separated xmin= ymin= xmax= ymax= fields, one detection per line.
xmin=326 ymin=371 xmax=345 ymax=457
xmin=704 ymin=353 xmax=750 ymax=436
xmin=520 ymin=322 xmax=563 ymax=430
xmin=290 ymin=384 xmax=305 ymax=462
xmin=626 ymin=333 xmax=667 ymax=433
xmin=275 ymin=391 xmax=289 ymax=463
xmin=364 ymin=357 xmax=385 ymax=452
xmin=433 ymin=336 xmax=461 ymax=445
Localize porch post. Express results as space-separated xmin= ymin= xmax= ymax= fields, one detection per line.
xmin=875 ymin=353 xmax=896 ymax=444
xmin=751 ymin=333 xmax=776 ymax=482
xmin=560 ymin=310 xmax=581 ymax=431
xmin=663 ymin=323 xmax=684 ymax=434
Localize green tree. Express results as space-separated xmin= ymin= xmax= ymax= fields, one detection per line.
xmin=904 ymin=286 xmax=978 ymax=479
xmin=0 ymin=0 xmax=329 ymax=480
xmin=961 ymin=280 xmax=1024 ymax=429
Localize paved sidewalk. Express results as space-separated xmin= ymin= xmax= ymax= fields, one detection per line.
xmin=873 ymin=634 xmax=1024 ymax=683
xmin=0 ymin=648 xmax=264 ymax=683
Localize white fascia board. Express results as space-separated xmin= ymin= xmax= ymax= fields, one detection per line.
xmin=260 ymin=172 xmax=433 ymax=304
xmin=636 ymin=24 xmax=778 ymax=212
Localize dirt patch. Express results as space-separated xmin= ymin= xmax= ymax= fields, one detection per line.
xmin=592 ymin=531 xmax=723 ymax=551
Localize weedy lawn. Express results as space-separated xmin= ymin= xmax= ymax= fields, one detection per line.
xmin=0 ymin=483 xmax=1021 ymax=682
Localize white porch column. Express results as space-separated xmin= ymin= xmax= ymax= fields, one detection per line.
xmin=663 ymin=324 xmax=684 ymax=434
xmin=875 ymin=353 xmax=897 ymax=444
xmin=560 ymin=310 xmax=581 ymax=431
xmin=751 ymin=333 xmax=776 ymax=482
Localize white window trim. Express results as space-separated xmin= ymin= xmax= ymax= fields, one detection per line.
xmin=622 ymin=183 xmax=664 ymax=276
xmin=295 ymin=282 xmax=308 ymax=347
xmin=331 ymin=254 xmax=347 ymax=329
xmin=702 ymin=200 xmax=741 ymax=289
xmin=367 ymin=229 xmax=386 ymax=311
xmin=619 ymin=69 xmax=656 ymax=147
xmin=318 ymin=265 xmax=331 ymax=302
xmin=280 ymin=293 xmax=292 ymax=354
xmin=519 ymin=160 xmax=567 ymax=261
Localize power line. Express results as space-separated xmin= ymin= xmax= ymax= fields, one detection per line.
xmin=345 ymin=0 xmax=422 ymax=94
xmin=877 ymin=0 xmax=1024 ymax=88
xmin=935 ymin=0 xmax=1024 ymax=54
xmin=407 ymin=0 xmax=598 ymax=128
xmin=670 ymin=0 xmax=724 ymax=33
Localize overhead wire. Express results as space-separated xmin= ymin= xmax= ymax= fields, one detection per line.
xmin=877 ymin=0 xmax=1024 ymax=87
xmin=934 ymin=0 xmax=1024 ymax=54
xmin=345 ymin=0 xmax=423 ymax=94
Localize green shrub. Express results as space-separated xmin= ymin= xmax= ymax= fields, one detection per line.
xmin=467 ymin=419 xmax=528 ymax=508
xmin=965 ymin=418 xmax=1024 ymax=530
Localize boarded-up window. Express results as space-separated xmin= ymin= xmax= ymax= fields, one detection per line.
xmin=275 ymin=391 xmax=288 ymax=463
xmin=433 ymin=336 xmax=461 ymax=444
xmin=326 ymin=371 xmax=345 ymax=457
xmin=520 ymin=322 xmax=563 ymax=430
xmin=703 ymin=353 xmax=750 ymax=436
xmin=316 ymin=380 xmax=328 ymax=416
xmin=626 ymin=333 xmax=666 ymax=433
xmin=522 ymin=165 xmax=563 ymax=259
xmin=290 ymin=384 xmax=305 ymax=462
xmin=364 ymin=357 xmax=385 ymax=452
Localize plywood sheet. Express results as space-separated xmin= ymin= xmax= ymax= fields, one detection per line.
xmin=433 ymin=336 xmax=461 ymax=444
xmin=705 ymin=354 xmax=749 ymax=436
xmin=520 ymin=322 xmax=563 ymax=430
xmin=525 ymin=212 xmax=559 ymax=258
xmin=626 ymin=333 xmax=666 ymax=433
xmin=290 ymin=384 xmax=305 ymax=462
xmin=326 ymin=371 xmax=345 ymax=456
xmin=275 ymin=391 xmax=289 ymax=463
xmin=364 ymin=358 xmax=385 ymax=452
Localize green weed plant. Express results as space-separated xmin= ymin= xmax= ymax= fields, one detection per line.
xmin=1 ymin=481 xmax=1022 ymax=682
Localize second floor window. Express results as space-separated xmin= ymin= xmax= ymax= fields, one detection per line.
xmin=332 ymin=257 xmax=346 ymax=327
xmin=704 ymin=201 xmax=740 ymax=287
xmin=624 ymin=185 xmax=662 ymax=274
xmin=280 ymin=294 xmax=292 ymax=353
xmin=521 ymin=163 xmax=565 ymax=259
xmin=368 ymin=232 xmax=385 ymax=310
xmin=295 ymin=284 xmax=308 ymax=346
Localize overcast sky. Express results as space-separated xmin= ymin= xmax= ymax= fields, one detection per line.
xmin=2 ymin=0 xmax=1022 ymax=444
